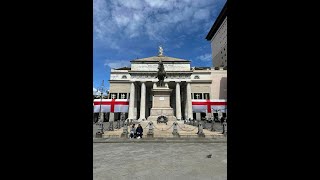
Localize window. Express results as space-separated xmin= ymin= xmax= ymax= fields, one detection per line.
xmin=225 ymin=54 xmax=226 ymax=56
xmin=204 ymin=93 xmax=210 ymax=100
xmin=109 ymin=93 xmax=117 ymax=99
xmin=122 ymin=75 xmax=127 ymax=79
xmin=194 ymin=93 xmax=202 ymax=99
xmin=119 ymin=93 xmax=127 ymax=99
xmin=194 ymin=75 xmax=200 ymax=79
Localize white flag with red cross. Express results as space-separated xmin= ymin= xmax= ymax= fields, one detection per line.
xmin=192 ymin=99 xmax=227 ymax=113
xmin=93 ymin=99 xmax=129 ymax=113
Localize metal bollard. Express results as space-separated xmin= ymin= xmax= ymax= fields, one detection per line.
xmin=121 ymin=121 xmax=128 ymax=138
xmin=121 ymin=119 xmax=125 ymax=127
xmin=147 ymin=121 xmax=154 ymax=138
xmin=98 ymin=121 xmax=104 ymax=134
xmin=95 ymin=121 xmax=104 ymax=138
xmin=115 ymin=119 xmax=120 ymax=129
xmin=108 ymin=121 xmax=114 ymax=131
xmin=197 ymin=123 xmax=205 ymax=137
xmin=222 ymin=120 xmax=227 ymax=136
xmin=172 ymin=121 xmax=179 ymax=137
xmin=210 ymin=118 xmax=215 ymax=131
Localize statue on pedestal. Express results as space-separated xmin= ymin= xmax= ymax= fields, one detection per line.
xmin=155 ymin=58 xmax=167 ymax=87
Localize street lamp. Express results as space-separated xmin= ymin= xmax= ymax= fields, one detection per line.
xmin=97 ymin=80 xmax=106 ymax=134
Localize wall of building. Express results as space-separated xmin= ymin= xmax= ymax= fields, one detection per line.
xmin=110 ymin=70 xmax=130 ymax=80
xmin=109 ymin=82 xmax=131 ymax=93
xmin=211 ymin=17 xmax=227 ymax=67
xmin=210 ymin=70 xmax=227 ymax=99
xmin=191 ymin=83 xmax=211 ymax=93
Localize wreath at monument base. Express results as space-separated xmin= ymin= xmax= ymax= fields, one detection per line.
xmin=157 ymin=115 xmax=168 ymax=124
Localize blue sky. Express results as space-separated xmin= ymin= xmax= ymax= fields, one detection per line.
xmin=93 ymin=0 xmax=226 ymax=92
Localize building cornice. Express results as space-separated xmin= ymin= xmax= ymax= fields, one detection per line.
xmin=190 ymin=80 xmax=212 ymax=83
xmin=108 ymin=80 xmax=131 ymax=83
xmin=205 ymin=2 xmax=228 ymax=41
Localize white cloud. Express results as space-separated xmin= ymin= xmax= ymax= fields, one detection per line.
xmin=193 ymin=8 xmax=210 ymax=20
xmin=197 ymin=53 xmax=212 ymax=61
xmin=93 ymin=87 xmax=101 ymax=95
xmin=144 ymin=0 xmax=175 ymax=9
xmin=104 ymin=59 xmax=131 ymax=69
xmin=117 ymin=0 xmax=144 ymax=9
xmin=94 ymin=0 xmax=224 ymax=50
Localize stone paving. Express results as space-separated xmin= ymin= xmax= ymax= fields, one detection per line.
xmin=93 ymin=142 xmax=227 ymax=180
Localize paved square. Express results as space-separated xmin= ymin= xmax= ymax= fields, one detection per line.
xmin=93 ymin=143 xmax=227 ymax=180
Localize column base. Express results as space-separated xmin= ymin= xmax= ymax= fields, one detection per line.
xmin=138 ymin=118 xmax=146 ymax=122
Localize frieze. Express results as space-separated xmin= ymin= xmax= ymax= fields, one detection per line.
xmin=131 ymin=63 xmax=190 ymax=71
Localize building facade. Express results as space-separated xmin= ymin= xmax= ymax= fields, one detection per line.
xmin=105 ymin=49 xmax=227 ymax=121
xmin=206 ymin=2 xmax=227 ymax=68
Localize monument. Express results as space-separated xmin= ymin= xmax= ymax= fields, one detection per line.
xmin=147 ymin=47 xmax=177 ymax=122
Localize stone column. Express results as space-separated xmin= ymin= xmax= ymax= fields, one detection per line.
xmin=152 ymin=82 xmax=156 ymax=107
xmin=139 ymin=81 xmax=146 ymax=121
xmin=134 ymin=85 xmax=138 ymax=120
xmin=196 ymin=113 xmax=201 ymax=120
xmin=187 ymin=82 xmax=193 ymax=120
xmin=109 ymin=112 xmax=114 ymax=122
xmin=128 ymin=82 xmax=135 ymax=120
xmin=175 ymin=82 xmax=182 ymax=120
xmin=184 ymin=85 xmax=188 ymax=120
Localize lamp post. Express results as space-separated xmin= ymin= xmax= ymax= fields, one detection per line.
xmin=97 ymin=80 xmax=106 ymax=134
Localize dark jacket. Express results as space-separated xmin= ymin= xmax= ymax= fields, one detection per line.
xmin=136 ymin=126 xmax=143 ymax=134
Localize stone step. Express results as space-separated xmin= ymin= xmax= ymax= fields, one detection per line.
xmin=101 ymin=120 xmax=225 ymax=139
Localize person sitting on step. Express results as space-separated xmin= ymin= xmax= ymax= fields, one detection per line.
xmin=130 ymin=124 xmax=136 ymax=139
xmin=136 ymin=124 xmax=143 ymax=139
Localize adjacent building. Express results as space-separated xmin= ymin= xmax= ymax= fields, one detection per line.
xmin=206 ymin=2 xmax=227 ymax=69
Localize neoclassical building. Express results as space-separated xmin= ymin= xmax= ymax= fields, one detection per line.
xmin=103 ymin=48 xmax=227 ymax=121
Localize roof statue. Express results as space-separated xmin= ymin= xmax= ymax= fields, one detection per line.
xmin=158 ymin=46 xmax=163 ymax=56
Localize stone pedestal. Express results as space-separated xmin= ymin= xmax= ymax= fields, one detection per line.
xmin=147 ymin=86 xmax=176 ymax=121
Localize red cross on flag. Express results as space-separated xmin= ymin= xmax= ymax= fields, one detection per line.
xmin=192 ymin=99 xmax=227 ymax=113
xmin=93 ymin=99 xmax=129 ymax=113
